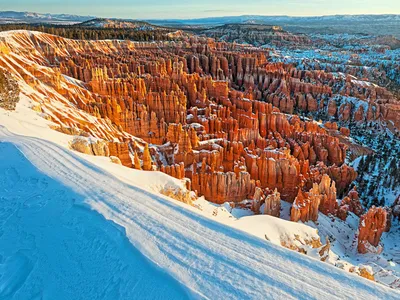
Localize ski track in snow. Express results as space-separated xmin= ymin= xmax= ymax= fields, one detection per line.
xmin=0 ymin=140 xmax=190 ymax=299
xmin=1 ymin=126 xmax=399 ymax=299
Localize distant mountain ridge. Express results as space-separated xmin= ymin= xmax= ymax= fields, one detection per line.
xmin=148 ymin=14 xmax=400 ymax=25
xmin=77 ymin=18 xmax=159 ymax=30
xmin=1 ymin=11 xmax=399 ymax=37
xmin=147 ymin=14 xmax=400 ymax=37
xmin=0 ymin=11 xmax=94 ymax=24
xmin=2 ymin=11 xmax=399 ymax=26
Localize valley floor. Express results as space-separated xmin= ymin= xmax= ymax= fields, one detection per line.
xmin=1 ymin=124 xmax=400 ymax=299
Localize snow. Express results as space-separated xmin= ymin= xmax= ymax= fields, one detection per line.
xmin=0 ymin=142 xmax=189 ymax=300
xmin=232 ymin=214 xmax=320 ymax=246
xmin=307 ymin=212 xmax=400 ymax=289
xmin=1 ymin=100 xmax=400 ymax=299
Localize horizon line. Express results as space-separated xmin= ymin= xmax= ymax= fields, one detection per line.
xmin=1 ymin=10 xmax=399 ymax=21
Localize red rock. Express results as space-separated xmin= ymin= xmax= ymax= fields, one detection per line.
xmin=133 ymin=150 xmax=142 ymax=170
xmin=160 ymin=162 xmax=185 ymax=179
xmin=327 ymin=164 xmax=358 ymax=196
xmin=191 ymin=158 xmax=256 ymax=203
xmin=358 ymin=206 xmax=387 ymax=254
xmin=318 ymin=174 xmax=338 ymax=215
xmin=108 ymin=142 xmax=133 ymax=168
xmin=324 ymin=122 xmax=338 ymax=131
xmin=252 ymin=188 xmax=281 ymax=217
xmin=290 ymin=185 xmax=321 ymax=223
xmin=4 ymin=30 xmax=397 ymax=217
xmin=339 ymin=127 xmax=350 ymax=136
xmin=338 ymin=187 xmax=364 ymax=220
xmin=328 ymin=99 xmax=337 ymax=117
xmin=142 ymin=144 xmax=153 ymax=171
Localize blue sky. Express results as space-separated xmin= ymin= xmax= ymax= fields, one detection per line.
xmin=3 ymin=0 xmax=399 ymax=19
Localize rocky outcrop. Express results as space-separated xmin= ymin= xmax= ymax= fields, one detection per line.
xmin=327 ymin=164 xmax=358 ymax=196
xmin=160 ymin=186 xmax=194 ymax=205
xmin=108 ymin=142 xmax=132 ymax=168
xmin=142 ymin=144 xmax=153 ymax=171
xmin=337 ymin=187 xmax=364 ymax=220
xmin=252 ymin=187 xmax=281 ymax=217
xmin=70 ymin=137 xmax=110 ymax=157
xmin=264 ymin=189 xmax=281 ymax=217
xmin=291 ymin=185 xmax=320 ymax=223
xmin=359 ymin=267 xmax=375 ymax=281
xmin=191 ymin=158 xmax=256 ymax=204
xmin=110 ymin=156 xmax=122 ymax=165
xmin=91 ymin=140 xmax=111 ymax=157
xmin=358 ymin=206 xmax=387 ymax=254
xmin=319 ymin=238 xmax=331 ymax=262
xmin=133 ymin=150 xmax=142 ymax=170
xmin=71 ymin=137 xmax=95 ymax=155
xmin=0 ymin=31 xmax=374 ymax=216
xmin=280 ymin=234 xmax=322 ymax=254
xmin=318 ymin=174 xmax=338 ymax=215
xmin=160 ymin=162 xmax=185 ymax=179
xmin=0 ymin=68 xmax=19 ymax=110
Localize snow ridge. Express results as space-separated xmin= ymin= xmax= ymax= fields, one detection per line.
xmin=1 ymin=126 xmax=399 ymax=299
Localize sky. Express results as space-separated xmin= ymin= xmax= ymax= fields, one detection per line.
xmin=2 ymin=0 xmax=400 ymax=19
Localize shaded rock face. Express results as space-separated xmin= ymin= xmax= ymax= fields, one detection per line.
xmin=0 ymin=68 xmax=19 ymax=110
xmin=358 ymin=206 xmax=387 ymax=254
xmin=264 ymin=189 xmax=281 ymax=217
xmin=133 ymin=150 xmax=142 ymax=170
xmin=0 ymin=31 xmax=364 ymax=206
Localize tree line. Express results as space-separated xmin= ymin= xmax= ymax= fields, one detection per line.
xmin=0 ymin=24 xmax=174 ymax=42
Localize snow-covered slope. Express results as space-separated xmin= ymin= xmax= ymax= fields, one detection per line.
xmin=1 ymin=106 xmax=400 ymax=299
xmin=0 ymin=140 xmax=190 ymax=300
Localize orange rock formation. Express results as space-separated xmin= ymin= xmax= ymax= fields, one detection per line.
xmin=0 ymin=30 xmax=379 ymax=212
xmin=358 ymin=206 xmax=387 ymax=254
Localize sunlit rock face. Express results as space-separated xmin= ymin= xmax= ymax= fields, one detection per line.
xmin=291 ymin=188 xmax=320 ymax=223
xmin=358 ymin=206 xmax=387 ymax=254
xmin=4 ymin=29 xmax=398 ymax=209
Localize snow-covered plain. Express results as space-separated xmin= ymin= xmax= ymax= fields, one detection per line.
xmin=1 ymin=99 xmax=400 ymax=299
